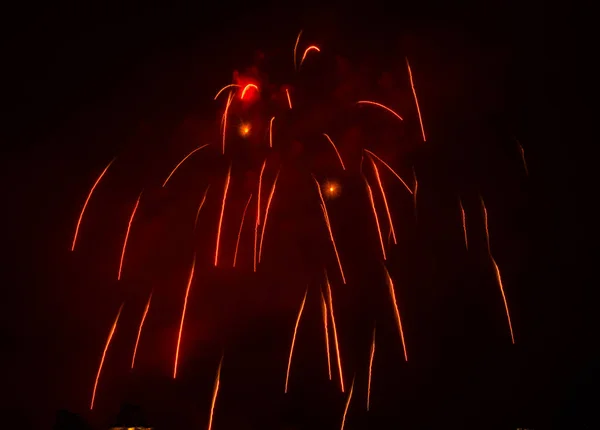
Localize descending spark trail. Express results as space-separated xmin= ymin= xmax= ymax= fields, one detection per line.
xmin=240 ymin=83 xmax=259 ymax=99
xmin=518 ymin=140 xmax=528 ymax=176
xmin=90 ymin=303 xmax=123 ymax=410
xmin=320 ymin=290 xmax=332 ymax=380
xmin=367 ymin=326 xmax=376 ymax=411
xmin=207 ymin=356 xmax=223 ymax=430
xmin=269 ymin=116 xmax=275 ymax=148
xmin=214 ymin=166 xmax=231 ymax=267
xmin=325 ymin=274 xmax=345 ymax=392
xmin=406 ymin=57 xmax=427 ymax=142
xmin=364 ymin=150 xmax=413 ymax=194
xmin=254 ymin=160 xmax=267 ymax=272
xmin=258 ymin=170 xmax=280 ymax=263
xmin=285 ymin=289 xmax=308 ymax=393
xmin=459 ymin=198 xmax=468 ymax=250
xmin=412 ymin=166 xmax=418 ymax=219
xmin=162 ymin=144 xmax=210 ymax=187
xmin=233 ymin=194 xmax=253 ymax=268
xmin=490 ymin=255 xmax=515 ymax=344
xmin=293 ymin=29 xmax=303 ymax=71
xmin=370 ymin=158 xmax=396 ymax=244
xmin=222 ymin=91 xmax=234 ymax=154
xmin=300 ymin=45 xmax=320 ymax=67
xmin=174 ymin=258 xmax=196 ymax=379
xmin=194 ymin=185 xmax=210 ymax=230
xmin=117 ymin=192 xmax=142 ymax=281
xmin=214 ymin=84 xmax=240 ymax=100
xmin=383 ymin=266 xmax=408 ymax=361
xmin=365 ymin=180 xmax=387 ymax=260
xmin=131 ymin=292 xmax=152 ymax=369
xmin=480 ymin=196 xmax=491 ymax=254
xmin=340 ymin=377 xmax=355 ymax=430
xmin=322 ymin=133 xmax=346 ymax=170
xmin=285 ymin=88 xmax=293 ymax=109
xmin=314 ymin=177 xmax=347 ymax=284
xmin=71 ymin=158 xmax=115 ymax=251
xmin=357 ymin=100 xmax=403 ymax=121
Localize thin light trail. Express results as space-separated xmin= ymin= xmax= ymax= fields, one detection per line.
xmin=406 ymin=57 xmax=427 ymax=142
xmin=90 ymin=303 xmax=123 ymax=410
xmin=233 ymin=194 xmax=253 ymax=268
xmin=365 ymin=179 xmax=387 ymax=260
xmin=357 ymin=100 xmax=403 ymax=121
xmin=207 ymin=356 xmax=223 ymax=430
xmin=269 ymin=116 xmax=275 ymax=148
xmin=370 ymin=158 xmax=396 ymax=244
xmin=162 ymin=144 xmax=210 ymax=187
xmin=480 ymin=196 xmax=491 ymax=255
xmin=131 ymin=291 xmax=152 ymax=369
xmin=284 ymin=289 xmax=308 ymax=393
xmin=117 ymin=192 xmax=142 ymax=281
xmin=214 ymin=84 xmax=240 ymax=100
xmin=412 ymin=166 xmax=418 ymax=219
xmin=313 ymin=177 xmax=347 ymax=284
xmin=194 ymin=185 xmax=210 ymax=230
xmin=367 ymin=326 xmax=376 ymax=411
xmin=300 ymin=45 xmax=320 ymax=67
xmin=285 ymin=88 xmax=293 ymax=109
xmin=340 ymin=376 xmax=355 ymax=430
xmin=322 ymin=133 xmax=346 ymax=170
xmin=174 ymin=257 xmax=195 ymax=379
xmin=214 ymin=166 xmax=231 ymax=267
xmin=364 ymin=150 xmax=413 ymax=194
xmin=222 ymin=91 xmax=233 ymax=154
xmin=325 ymin=274 xmax=345 ymax=392
xmin=258 ymin=170 xmax=280 ymax=263
xmin=254 ymin=160 xmax=267 ymax=272
xmin=293 ymin=29 xmax=303 ymax=70
xmin=71 ymin=158 xmax=115 ymax=251
xmin=459 ymin=198 xmax=468 ymax=250
xmin=240 ymin=83 xmax=258 ymax=99
xmin=490 ymin=255 xmax=516 ymax=344
xmin=320 ymin=290 xmax=332 ymax=380
xmin=383 ymin=266 xmax=408 ymax=361
xmin=518 ymin=140 xmax=528 ymax=175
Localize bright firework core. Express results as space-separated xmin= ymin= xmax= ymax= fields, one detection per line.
xmin=324 ymin=181 xmax=340 ymax=198
xmin=239 ymin=123 xmax=251 ymax=137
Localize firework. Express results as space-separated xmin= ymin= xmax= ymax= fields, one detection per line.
xmin=357 ymin=100 xmax=403 ymax=121
xmin=325 ymin=273 xmax=345 ymax=392
xmin=284 ymin=289 xmax=308 ymax=393
xmin=285 ymin=88 xmax=293 ymax=109
xmin=364 ymin=149 xmax=413 ymax=194
xmin=207 ymin=356 xmax=223 ymax=430
xmin=174 ymin=257 xmax=196 ymax=379
xmin=194 ymin=185 xmax=210 ymax=230
xmin=319 ymin=290 xmax=332 ymax=380
xmin=490 ymin=255 xmax=515 ymax=344
xmin=240 ymin=83 xmax=259 ymax=99
xmin=364 ymin=179 xmax=387 ymax=260
xmin=258 ymin=169 xmax=281 ymax=263
xmin=383 ymin=265 xmax=408 ymax=361
xmin=269 ymin=116 xmax=275 ymax=148
xmin=459 ymin=198 xmax=468 ymax=250
xmin=340 ymin=376 xmax=355 ymax=430
xmin=406 ymin=57 xmax=426 ymax=142
xmin=162 ymin=144 xmax=210 ymax=188
xmin=370 ymin=158 xmax=396 ymax=244
xmin=233 ymin=194 xmax=253 ymax=268
xmin=221 ymin=91 xmax=234 ymax=154
xmin=367 ymin=326 xmax=376 ymax=411
xmin=300 ymin=45 xmax=320 ymax=67
xmin=254 ymin=160 xmax=267 ymax=272
xmin=214 ymin=84 xmax=240 ymax=100
xmin=412 ymin=166 xmax=418 ymax=219
xmin=322 ymin=133 xmax=346 ymax=170
xmin=117 ymin=192 xmax=142 ymax=281
xmin=131 ymin=291 xmax=152 ymax=369
xmin=480 ymin=195 xmax=491 ymax=255
xmin=214 ymin=166 xmax=231 ymax=267
xmin=293 ymin=29 xmax=303 ymax=71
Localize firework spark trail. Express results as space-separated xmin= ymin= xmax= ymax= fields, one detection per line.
xmin=459 ymin=198 xmax=468 ymax=250
xmin=367 ymin=326 xmax=376 ymax=411
xmin=221 ymin=91 xmax=234 ymax=154
xmin=313 ymin=177 xmax=347 ymax=284
xmin=214 ymin=84 xmax=240 ymax=100
xmin=293 ymin=29 xmax=303 ymax=71
xmin=300 ymin=45 xmax=321 ymax=67
xmin=285 ymin=289 xmax=308 ymax=393
xmin=207 ymin=356 xmax=223 ymax=430
xmin=194 ymin=185 xmax=210 ymax=230
xmin=174 ymin=257 xmax=195 ymax=379
xmin=90 ymin=303 xmax=123 ymax=410
xmin=258 ymin=170 xmax=281 ymax=263
xmin=480 ymin=196 xmax=491 ymax=255
xmin=412 ymin=166 xmax=418 ymax=220
xmin=325 ymin=274 xmax=345 ymax=392
xmin=233 ymin=194 xmax=253 ymax=268
xmin=254 ymin=160 xmax=267 ymax=272
xmin=269 ymin=116 xmax=275 ymax=148
xmin=240 ymin=83 xmax=259 ymax=99
xmin=285 ymin=88 xmax=293 ymax=109
xmin=322 ymin=133 xmax=346 ymax=170
xmin=364 ymin=150 xmax=413 ymax=194
xmin=406 ymin=57 xmax=427 ymax=142
xmin=518 ymin=140 xmax=528 ymax=175
xmin=214 ymin=166 xmax=231 ymax=267
xmin=490 ymin=255 xmax=516 ymax=344
xmin=357 ymin=100 xmax=403 ymax=121
xmin=162 ymin=144 xmax=210 ymax=187
xmin=320 ymin=290 xmax=332 ymax=380
xmin=365 ymin=180 xmax=387 ymax=260
xmin=71 ymin=158 xmax=115 ymax=251
xmin=370 ymin=158 xmax=397 ymax=244
xmin=131 ymin=292 xmax=152 ymax=369
xmin=117 ymin=192 xmax=142 ymax=281
xmin=340 ymin=377 xmax=355 ymax=430
xmin=383 ymin=266 xmax=408 ymax=361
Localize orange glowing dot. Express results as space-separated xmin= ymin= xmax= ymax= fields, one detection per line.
xmin=324 ymin=181 xmax=340 ymax=198
xmin=239 ymin=123 xmax=251 ymax=137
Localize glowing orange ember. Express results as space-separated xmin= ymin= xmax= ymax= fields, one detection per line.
xmin=239 ymin=123 xmax=251 ymax=137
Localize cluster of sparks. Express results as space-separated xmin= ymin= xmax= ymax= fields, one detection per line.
xmin=68 ymin=28 xmax=527 ymax=428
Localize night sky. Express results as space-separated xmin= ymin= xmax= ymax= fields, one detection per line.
xmin=2 ymin=1 xmax=586 ymax=429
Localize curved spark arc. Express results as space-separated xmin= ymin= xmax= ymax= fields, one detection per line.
xmin=214 ymin=166 xmax=231 ymax=267
xmin=194 ymin=185 xmax=210 ymax=230
xmin=90 ymin=303 xmax=123 ymax=410
xmin=459 ymin=198 xmax=468 ymax=250
xmin=300 ymin=45 xmax=320 ymax=67
xmin=364 ymin=150 xmax=413 ymax=194
xmin=480 ymin=195 xmax=491 ymax=255
xmin=412 ymin=166 xmax=418 ymax=219
xmin=162 ymin=144 xmax=210 ymax=187
xmin=214 ymin=84 xmax=240 ymax=100
xmin=322 ymin=133 xmax=346 ymax=170
xmin=233 ymin=194 xmax=253 ymax=268
xmin=258 ymin=169 xmax=281 ymax=263
xmin=370 ymin=158 xmax=397 ymax=244
xmin=406 ymin=57 xmax=427 ymax=142
xmin=364 ymin=180 xmax=387 ymax=260
xmin=285 ymin=88 xmax=293 ymax=109
xmin=490 ymin=255 xmax=516 ymax=344
xmin=383 ymin=266 xmax=408 ymax=361
xmin=320 ymin=290 xmax=332 ymax=380
xmin=293 ymin=29 xmax=303 ymax=71
xmin=284 ymin=289 xmax=308 ymax=393
xmin=240 ymin=83 xmax=259 ymax=99
xmin=357 ymin=100 xmax=403 ymax=121
xmin=222 ymin=91 xmax=234 ymax=154
xmin=131 ymin=291 xmax=152 ymax=369
xmin=174 ymin=258 xmax=195 ymax=379
xmin=269 ymin=116 xmax=275 ymax=148
xmin=207 ymin=356 xmax=223 ymax=430
xmin=117 ymin=192 xmax=142 ymax=281
xmin=325 ymin=274 xmax=345 ymax=392
xmin=254 ymin=160 xmax=267 ymax=272
xmin=367 ymin=326 xmax=376 ymax=411
xmin=340 ymin=376 xmax=355 ymax=430
xmin=71 ymin=158 xmax=115 ymax=251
